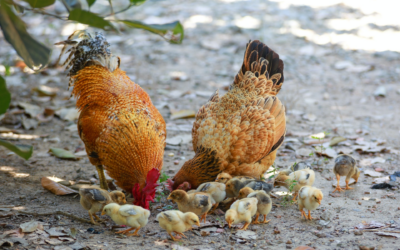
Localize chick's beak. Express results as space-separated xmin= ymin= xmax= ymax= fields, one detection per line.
xmin=196 ymin=222 xmax=200 ymax=227
xmin=101 ymin=211 xmax=106 ymax=216
xmin=167 ymin=195 xmax=172 ymax=200
xmin=318 ymin=199 xmax=321 ymax=205
xmin=227 ymin=221 xmax=232 ymax=228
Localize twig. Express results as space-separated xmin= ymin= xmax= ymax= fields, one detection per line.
xmin=105 ymin=3 xmax=132 ymax=17
xmin=17 ymin=210 xmax=92 ymax=224
xmin=360 ymin=226 xmax=390 ymax=231
xmin=4 ymin=0 xmax=67 ymax=20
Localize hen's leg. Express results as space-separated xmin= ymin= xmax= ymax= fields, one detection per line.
xmin=332 ymin=174 xmax=344 ymax=193
xmin=96 ymin=165 xmax=109 ymax=190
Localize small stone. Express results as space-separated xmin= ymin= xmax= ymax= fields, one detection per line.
xmin=354 ymin=230 xmax=363 ymax=235
xmin=168 ymin=153 xmax=174 ymax=157
xmin=364 ymin=192 xmax=371 ymax=194
xmin=358 ymin=202 xmax=362 ymax=205
xmin=286 ymin=240 xmax=292 ymax=244
xmin=374 ymin=86 xmax=386 ymax=97
xmin=173 ymin=160 xmax=179 ymax=165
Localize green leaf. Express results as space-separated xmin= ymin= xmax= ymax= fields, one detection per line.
xmin=0 ymin=76 xmax=11 ymax=115
xmin=61 ymin=0 xmax=81 ymax=11
xmin=120 ymin=20 xmax=184 ymax=44
xmin=0 ymin=139 xmax=33 ymax=160
xmin=23 ymin=0 xmax=55 ymax=8
xmin=68 ymin=9 xmax=115 ymax=30
xmin=86 ymin=0 xmax=96 ymax=7
xmin=50 ymin=147 xmax=78 ymax=160
xmin=130 ymin=0 xmax=146 ymax=5
xmin=0 ymin=3 xmax=51 ymax=70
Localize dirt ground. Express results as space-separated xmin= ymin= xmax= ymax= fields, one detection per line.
xmin=1 ymin=0 xmax=400 ymax=249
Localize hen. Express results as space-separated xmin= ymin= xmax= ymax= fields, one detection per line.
xmin=56 ymin=31 xmax=166 ymax=209
xmin=169 ymin=40 xmax=285 ymax=190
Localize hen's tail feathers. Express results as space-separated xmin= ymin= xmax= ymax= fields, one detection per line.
xmin=55 ymin=31 xmax=120 ymax=89
xmin=233 ymin=40 xmax=284 ymax=95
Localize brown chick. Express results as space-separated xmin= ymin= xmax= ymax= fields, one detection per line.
xmin=215 ymin=172 xmax=255 ymax=184
xmin=238 ymin=187 xmax=272 ymax=224
xmin=79 ymin=187 xmax=126 ymax=225
xmin=298 ymin=186 xmax=323 ymax=220
xmin=167 ymin=190 xmax=212 ymax=223
xmin=333 ymin=154 xmax=360 ymax=193
xmin=225 ymin=178 xmax=256 ymax=198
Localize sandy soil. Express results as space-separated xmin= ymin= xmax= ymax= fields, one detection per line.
xmin=1 ymin=0 xmax=400 ymax=249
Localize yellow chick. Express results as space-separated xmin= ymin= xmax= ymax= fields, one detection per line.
xmin=79 ymin=187 xmax=126 ymax=225
xmin=225 ymin=197 xmax=258 ymax=230
xmin=333 ymin=154 xmax=360 ymax=193
xmin=167 ymin=190 xmax=212 ymax=223
xmin=157 ymin=210 xmax=200 ymax=241
xmin=274 ymin=168 xmax=315 ymax=201
xmin=215 ymin=172 xmax=255 ymax=184
xmin=297 ymin=186 xmax=323 ymax=220
xmin=238 ymin=187 xmax=272 ymax=224
xmin=101 ymin=203 xmax=150 ymax=236
xmin=195 ymin=182 xmax=226 ymax=211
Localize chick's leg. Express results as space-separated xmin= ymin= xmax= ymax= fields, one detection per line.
xmin=88 ymin=212 xmax=99 ymax=225
xmin=239 ymin=222 xmax=250 ymax=231
xmin=210 ymin=203 xmax=219 ymax=213
xmin=173 ymin=231 xmax=187 ymax=238
xmin=200 ymin=213 xmax=208 ymax=223
xmin=93 ymin=214 xmax=105 ymax=222
xmin=332 ymin=174 xmax=344 ymax=193
xmin=169 ymin=232 xmax=180 ymax=241
xmin=252 ymin=214 xmax=260 ymax=224
xmin=292 ymin=192 xmax=298 ymax=201
xmin=96 ymin=165 xmax=109 ymax=190
xmin=307 ymin=210 xmax=314 ymax=220
xmin=345 ymin=180 xmax=353 ymax=190
xmin=126 ymin=227 xmax=140 ymax=237
xmin=116 ymin=228 xmax=135 ymax=234
xmin=262 ymin=215 xmax=270 ymax=224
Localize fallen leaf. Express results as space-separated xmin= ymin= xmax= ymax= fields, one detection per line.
xmin=18 ymin=102 xmax=43 ymax=117
xmin=170 ymin=110 xmax=196 ymax=120
xmin=200 ymin=231 xmax=210 ymax=236
xmin=372 ymin=176 xmax=390 ymax=184
xmin=69 ymin=242 xmax=85 ymax=250
xmin=316 ymin=147 xmax=337 ymax=158
xmin=41 ymin=177 xmax=78 ymax=195
xmin=364 ymin=170 xmax=383 ymax=178
xmin=20 ymin=221 xmax=40 ymax=233
xmin=355 ymin=221 xmax=385 ymax=229
xmin=21 ymin=117 xmax=38 ymax=130
xmin=58 ymin=237 xmax=75 ymax=242
xmin=371 ymin=157 xmax=386 ymax=164
xmin=55 ymin=108 xmax=80 ymax=121
xmin=329 ymin=136 xmax=347 ymax=147
xmin=235 ymin=230 xmax=257 ymax=240
xmin=32 ymin=85 xmax=59 ymax=97
xmin=170 ymin=244 xmax=190 ymax=250
xmin=166 ymin=134 xmax=192 ymax=145
xmin=45 ymin=238 xmax=63 ymax=245
xmin=375 ymin=232 xmax=400 ymax=238
xmin=3 ymin=229 xmax=24 ymax=238
xmin=50 ymin=148 xmax=78 ymax=160
xmin=154 ymin=240 xmax=169 ymax=246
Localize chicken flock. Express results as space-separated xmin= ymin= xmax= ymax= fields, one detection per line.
xmin=56 ymin=32 xmax=360 ymax=241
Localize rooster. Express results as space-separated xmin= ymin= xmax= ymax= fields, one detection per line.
xmin=56 ymin=31 xmax=166 ymax=209
xmin=168 ymin=40 xmax=286 ymax=190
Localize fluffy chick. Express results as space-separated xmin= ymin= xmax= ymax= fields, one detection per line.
xmin=238 ymin=187 xmax=272 ymax=224
xmin=274 ymin=168 xmax=315 ymax=201
xmin=215 ymin=172 xmax=255 ymax=184
xmin=297 ymin=186 xmax=323 ymax=220
xmin=196 ymin=182 xmax=226 ymax=212
xmin=225 ymin=178 xmax=256 ymax=198
xmin=157 ymin=210 xmax=200 ymax=241
xmin=245 ymin=180 xmax=273 ymax=194
xmin=101 ymin=203 xmax=150 ymax=236
xmin=79 ymin=187 xmax=126 ymax=225
xmin=225 ymin=197 xmax=258 ymax=230
xmin=333 ymin=154 xmax=360 ymax=193
xmin=167 ymin=190 xmax=212 ymax=223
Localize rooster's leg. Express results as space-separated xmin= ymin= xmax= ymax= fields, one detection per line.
xmin=96 ymin=165 xmax=109 ymax=190
xmin=88 ymin=212 xmax=99 ymax=225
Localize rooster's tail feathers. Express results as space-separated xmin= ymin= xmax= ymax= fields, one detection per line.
xmin=234 ymin=40 xmax=284 ymax=95
xmin=55 ymin=31 xmax=120 ymax=88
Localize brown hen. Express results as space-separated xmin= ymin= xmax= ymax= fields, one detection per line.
xmin=56 ymin=31 xmax=166 ymax=209
xmin=169 ymin=40 xmax=286 ymax=190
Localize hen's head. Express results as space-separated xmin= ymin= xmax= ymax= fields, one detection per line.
xmin=132 ymin=168 xmax=160 ymax=210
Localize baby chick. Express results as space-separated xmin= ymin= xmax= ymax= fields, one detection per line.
xmin=333 ymin=154 xmax=360 ymax=193
xmin=297 ymin=186 xmax=323 ymax=220
xmin=101 ymin=203 xmax=150 ymax=236
xmin=274 ymin=168 xmax=315 ymax=201
xmin=79 ymin=187 xmax=126 ymax=225
xmin=167 ymin=190 xmax=212 ymax=223
xmin=157 ymin=211 xmax=200 ymax=241
xmin=245 ymin=180 xmax=274 ymax=195
xmin=215 ymin=172 xmax=255 ymax=184
xmin=238 ymin=187 xmax=272 ymax=224
xmin=195 ymin=182 xmax=226 ymax=212
xmin=225 ymin=177 xmax=256 ymax=198
xmin=225 ymin=197 xmax=258 ymax=230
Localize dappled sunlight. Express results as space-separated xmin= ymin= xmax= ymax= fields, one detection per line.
xmin=183 ymin=15 xmax=213 ymax=29
xmin=0 ymin=166 xmax=30 ymax=178
xmin=1 ymin=133 xmax=41 ymax=140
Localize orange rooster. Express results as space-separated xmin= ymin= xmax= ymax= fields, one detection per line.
xmin=56 ymin=31 xmax=166 ymax=209
xmin=168 ymin=40 xmax=286 ymax=190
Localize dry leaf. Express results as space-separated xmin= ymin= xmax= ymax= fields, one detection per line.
xmin=154 ymin=240 xmax=169 ymax=246
xmin=375 ymin=232 xmax=400 ymax=238
xmin=316 ymin=147 xmax=337 ymax=158
xmin=329 ymin=136 xmax=347 ymax=147
xmin=166 ymin=134 xmax=192 ymax=145
xmin=364 ymin=170 xmax=383 ymax=178
xmin=50 ymin=148 xmax=78 ymax=160
xmin=33 ymin=85 xmax=59 ymax=97
xmin=200 ymin=231 xmax=210 ymax=236
xmin=20 ymin=221 xmax=40 ymax=233
xmin=170 ymin=110 xmax=196 ymax=120
xmin=45 ymin=238 xmax=63 ymax=245
xmin=235 ymin=230 xmax=257 ymax=240
xmin=41 ymin=177 xmax=78 ymax=195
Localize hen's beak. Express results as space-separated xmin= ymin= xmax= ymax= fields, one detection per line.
xmin=101 ymin=211 xmax=106 ymax=216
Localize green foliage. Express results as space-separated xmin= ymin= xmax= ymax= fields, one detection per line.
xmin=0 ymin=0 xmax=184 ymax=72
xmin=68 ymin=9 xmax=115 ymax=30
xmin=0 ymin=76 xmax=11 ymax=115
xmin=0 ymin=76 xmax=34 ymax=160
xmin=23 ymin=0 xmax=55 ymax=8
xmin=159 ymin=171 xmax=170 ymax=183
xmin=0 ymin=2 xmax=51 ymax=70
